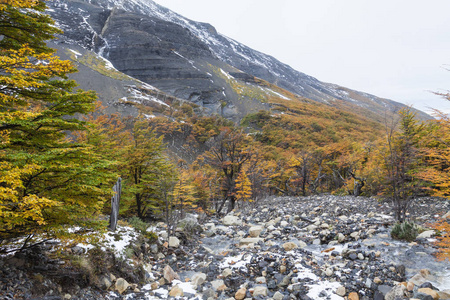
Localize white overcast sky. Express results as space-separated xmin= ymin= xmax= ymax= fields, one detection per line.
xmin=152 ymin=0 xmax=450 ymax=114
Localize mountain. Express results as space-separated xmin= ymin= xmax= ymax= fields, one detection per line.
xmin=46 ymin=0 xmax=430 ymax=121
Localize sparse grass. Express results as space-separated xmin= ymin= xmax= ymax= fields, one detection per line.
xmin=66 ymin=50 xmax=132 ymax=80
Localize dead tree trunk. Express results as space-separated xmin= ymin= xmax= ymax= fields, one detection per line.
xmin=108 ymin=177 xmax=122 ymax=231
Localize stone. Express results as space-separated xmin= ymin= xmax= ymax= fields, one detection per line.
xmin=282 ymin=242 xmax=298 ymax=251
xmin=235 ymin=287 xmax=246 ymax=300
xmin=63 ymin=294 xmax=71 ymax=300
xmin=222 ymin=268 xmax=232 ymax=278
xmin=409 ymin=269 xmax=432 ymax=286
xmin=151 ymin=282 xmax=159 ymax=290
xmin=239 ymin=237 xmax=263 ymax=246
xmin=191 ymin=272 xmax=207 ymax=286
xmin=99 ymin=275 xmax=112 ymax=290
xmin=273 ymin=291 xmax=284 ymax=300
xmin=374 ymin=277 xmax=383 ymax=284
xmin=115 ymin=278 xmax=129 ymax=294
xmin=417 ymin=230 xmax=435 ymax=239
xmin=249 ymin=225 xmax=264 ymax=237
xmin=253 ymin=286 xmax=268 ymax=297
xmin=255 ymin=276 xmax=266 ymax=284
xmin=438 ymin=290 xmax=450 ymax=299
xmin=325 ymin=268 xmax=333 ymax=277
xmin=168 ymin=236 xmax=180 ymax=248
xmin=169 ymin=285 xmax=184 ymax=297
xmin=358 ymin=253 xmax=365 ymax=260
xmin=348 ymin=292 xmax=359 ymax=300
xmin=337 ymin=233 xmax=345 ymax=243
xmin=223 ymin=215 xmax=242 ymax=226
xmin=177 ymin=214 xmax=202 ymax=233
xmin=211 ymin=279 xmax=227 ymax=291
xmin=385 ymin=284 xmax=407 ymax=300
xmin=163 ymin=265 xmax=180 ymax=284
xmin=418 ymin=288 xmax=439 ymax=300
xmin=407 ymin=281 xmax=414 ymax=291
xmin=336 ymin=286 xmax=346 ymax=297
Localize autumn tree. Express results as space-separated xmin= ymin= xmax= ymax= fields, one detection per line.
xmin=0 ymin=0 xmax=111 ymax=239
xmin=383 ymin=109 xmax=424 ymax=222
xmin=235 ymin=168 xmax=252 ymax=203
xmin=121 ymin=118 xmax=177 ymax=219
xmin=203 ymin=128 xmax=252 ymax=214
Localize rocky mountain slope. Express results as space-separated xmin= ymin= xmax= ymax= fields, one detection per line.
xmin=47 ymin=0 xmax=430 ymax=121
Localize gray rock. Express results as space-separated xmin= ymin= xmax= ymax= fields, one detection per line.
xmin=385 ymin=284 xmax=407 ymax=300
xmin=223 ymin=215 xmax=242 ymax=226
xmin=249 ymin=225 xmax=264 ymax=237
xmin=253 ymin=286 xmax=268 ymax=297
xmin=416 ymin=230 xmax=435 ymax=239
xmin=168 ymin=236 xmax=180 ymax=248
xmin=191 ymin=272 xmax=207 ymax=286
xmin=163 ymin=265 xmax=180 ymax=284
xmin=115 ymin=278 xmax=129 ymax=294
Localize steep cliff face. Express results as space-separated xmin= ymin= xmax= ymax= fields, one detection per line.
xmin=47 ymin=0 xmax=430 ymax=120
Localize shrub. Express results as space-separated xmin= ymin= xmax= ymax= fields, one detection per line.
xmin=391 ymin=221 xmax=419 ymax=241
xmin=128 ymin=217 xmax=158 ymax=242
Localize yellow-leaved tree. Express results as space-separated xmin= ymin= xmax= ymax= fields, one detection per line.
xmin=235 ymin=168 xmax=252 ymax=203
xmin=0 ymin=0 xmax=112 ymax=241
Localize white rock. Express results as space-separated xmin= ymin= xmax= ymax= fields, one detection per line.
xmin=249 ymin=226 xmax=264 ymax=237
xmin=336 ymin=285 xmax=346 ymax=296
xmin=222 ymin=215 xmax=242 ymax=226
xmin=191 ymin=272 xmax=207 ymax=286
xmin=211 ymin=279 xmax=226 ymax=291
xmin=416 ymin=230 xmax=435 ymax=239
xmin=168 ymin=236 xmax=180 ymax=248
xmin=253 ymin=286 xmax=268 ymax=297
xmin=239 ymin=237 xmax=263 ymax=246
xmin=115 ymin=278 xmax=129 ymax=294
xmin=222 ymin=268 xmax=232 ymax=278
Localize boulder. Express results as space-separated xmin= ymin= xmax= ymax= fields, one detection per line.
xmin=177 ymin=214 xmax=203 ymax=235
xmin=168 ymin=236 xmax=180 ymax=248
xmin=385 ymin=284 xmax=407 ymax=300
xmin=222 ymin=215 xmax=242 ymax=226
xmin=115 ymin=278 xmax=129 ymax=294
xmin=163 ymin=265 xmax=180 ymax=284
xmin=416 ymin=230 xmax=435 ymax=239
xmin=282 ymin=242 xmax=298 ymax=251
xmin=253 ymin=286 xmax=268 ymax=297
xmin=222 ymin=268 xmax=232 ymax=278
xmin=191 ymin=272 xmax=207 ymax=286
xmin=211 ymin=279 xmax=227 ymax=291
xmin=169 ymin=285 xmax=184 ymax=297
xmin=249 ymin=225 xmax=264 ymax=237
xmin=336 ymin=285 xmax=346 ymax=296
xmin=239 ymin=237 xmax=263 ymax=246
xmin=235 ymin=287 xmax=246 ymax=300
xmin=418 ymin=288 xmax=440 ymax=300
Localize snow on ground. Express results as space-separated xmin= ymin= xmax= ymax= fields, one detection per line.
xmin=69 ymin=49 xmax=82 ymax=58
xmin=219 ymin=68 xmax=233 ymax=80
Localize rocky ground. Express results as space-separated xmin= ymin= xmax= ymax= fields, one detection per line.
xmin=1 ymin=195 xmax=449 ymax=300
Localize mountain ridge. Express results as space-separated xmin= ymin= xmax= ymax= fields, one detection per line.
xmin=47 ymin=0 xmax=430 ymax=121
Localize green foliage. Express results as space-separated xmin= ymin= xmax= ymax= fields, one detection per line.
xmin=391 ymin=221 xmax=419 ymax=242
xmin=0 ymin=0 xmax=113 ymax=239
xmin=128 ymin=216 xmax=148 ymax=233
